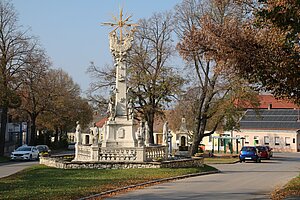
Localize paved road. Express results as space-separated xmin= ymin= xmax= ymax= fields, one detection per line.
xmin=0 ymin=161 xmax=39 ymax=178
xmin=107 ymin=153 xmax=300 ymax=200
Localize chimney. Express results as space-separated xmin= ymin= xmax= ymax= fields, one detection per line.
xmin=268 ymin=103 xmax=272 ymax=110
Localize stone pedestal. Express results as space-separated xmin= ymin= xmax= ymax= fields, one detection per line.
xmin=91 ymin=145 xmax=99 ymax=161
xmin=102 ymin=117 xmax=137 ymax=148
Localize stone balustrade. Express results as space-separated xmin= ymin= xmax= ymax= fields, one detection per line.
xmin=145 ymin=146 xmax=168 ymax=161
xmin=75 ymin=145 xmax=169 ymax=162
xmin=40 ymin=156 xmax=204 ymax=169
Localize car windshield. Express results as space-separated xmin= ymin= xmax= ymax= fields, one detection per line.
xmin=256 ymin=146 xmax=266 ymax=151
xmin=37 ymin=146 xmax=47 ymax=151
xmin=241 ymin=147 xmax=256 ymax=152
xmin=16 ymin=147 xmax=31 ymax=151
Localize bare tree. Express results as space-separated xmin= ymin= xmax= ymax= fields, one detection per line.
xmin=128 ymin=12 xmax=185 ymax=144
xmin=0 ymin=1 xmax=37 ymax=155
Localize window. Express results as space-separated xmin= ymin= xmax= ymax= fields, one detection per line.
xmin=254 ymin=136 xmax=259 ymax=145
xmin=275 ymin=137 xmax=280 ymax=145
xmin=264 ymin=136 xmax=270 ymax=145
xmin=285 ymin=137 xmax=291 ymax=146
xmin=245 ymin=135 xmax=249 ymax=144
xmin=293 ymin=138 xmax=295 ymax=143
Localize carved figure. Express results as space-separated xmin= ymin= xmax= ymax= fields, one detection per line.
xmin=127 ymin=99 xmax=134 ymax=119
xmin=144 ymin=121 xmax=150 ymax=146
xmin=162 ymin=121 xmax=169 ymax=145
xmin=92 ymin=123 xmax=99 ymax=145
xmin=75 ymin=121 xmax=82 ymax=144
xmin=107 ymin=97 xmax=115 ymax=120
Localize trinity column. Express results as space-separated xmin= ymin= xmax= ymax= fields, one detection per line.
xmin=101 ymin=9 xmax=138 ymax=148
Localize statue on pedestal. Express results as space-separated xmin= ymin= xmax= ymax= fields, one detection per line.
xmin=162 ymin=121 xmax=169 ymax=145
xmin=107 ymin=97 xmax=115 ymax=120
xmin=75 ymin=121 xmax=82 ymax=145
xmin=92 ymin=123 xmax=99 ymax=146
xmin=144 ymin=121 xmax=150 ymax=146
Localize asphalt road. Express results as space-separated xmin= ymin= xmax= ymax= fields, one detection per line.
xmin=0 ymin=161 xmax=39 ymax=178
xmin=107 ymin=152 xmax=300 ymax=200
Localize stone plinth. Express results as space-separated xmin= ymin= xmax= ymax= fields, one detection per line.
xmin=102 ymin=117 xmax=137 ymax=148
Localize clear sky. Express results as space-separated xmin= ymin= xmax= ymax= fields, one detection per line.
xmin=11 ymin=0 xmax=183 ymax=93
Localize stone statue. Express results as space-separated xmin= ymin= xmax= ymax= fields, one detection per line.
xmin=144 ymin=121 xmax=150 ymax=146
xmin=75 ymin=121 xmax=81 ymax=145
xmin=162 ymin=121 xmax=169 ymax=145
xmin=127 ymin=99 xmax=134 ymax=119
xmin=136 ymin=121 xmax=145 ymax=147
xmin=92 ymin=123 xmax=99 ymax=145
xmin=107 ymin=97 xmax=115 ymax=120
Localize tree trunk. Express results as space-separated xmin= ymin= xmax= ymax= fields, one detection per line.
xmin=29 ymin=115 xmax=37 ymax=145
xmin=0 ymin=106 xmax=8 ymax=156
xmin=146 ymin=112 xmax=155 ymax=144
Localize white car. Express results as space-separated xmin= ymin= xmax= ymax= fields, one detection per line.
xmin=10 ymin=145 xmax=39 ymax=161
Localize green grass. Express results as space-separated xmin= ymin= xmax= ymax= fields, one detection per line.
xmin=204 ymin=157 xmax=239 ymax=164
xmin=271 ymin=173 xmax=300 ymax=199
xmin=0 ymin=164 xmax=217 ymax=200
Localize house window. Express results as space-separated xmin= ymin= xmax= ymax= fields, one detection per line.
xmin=275 ymin=137 xmax=280 ymax=145
xmin=245 ymin=135 xmax=249 ymax=144
xmin=254 ymin=136 xmax=259 ymax=145
xmin=285 ymin=137 xmax=291 ymax=146
xmin=264 ymin=136 xmax=270 ymax=145
xmin=293 ymin=138 xmax=295 ymax=143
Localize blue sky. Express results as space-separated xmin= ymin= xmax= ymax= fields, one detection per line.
xmin=11 ymin=0 xmax=183 ymax=92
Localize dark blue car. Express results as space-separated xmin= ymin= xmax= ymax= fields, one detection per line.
xmin=239 ymin=146 xmax=261 ymax=163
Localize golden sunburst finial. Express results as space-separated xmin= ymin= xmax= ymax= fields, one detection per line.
xmin=102 ymin=7 xmax=138 ymax=41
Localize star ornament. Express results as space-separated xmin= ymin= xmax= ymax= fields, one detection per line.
xmin=102 ymin=7 xmax=138 ymax=42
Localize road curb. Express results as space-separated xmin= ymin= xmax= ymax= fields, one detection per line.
xmin=78 ymin=170 xmax=220 ymax=200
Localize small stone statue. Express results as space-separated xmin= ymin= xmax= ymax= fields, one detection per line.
xmin=144 ymin=121 xmax=150 ymax=146
xmin=162 ymin=121 xmax=169 ymax=145
xmin=75 ymin=121 xmax=81 ymax=145
xmin=127 ymin=99 xmax=134 ymax=119
xmin=136 ymin=121 xmax=145 ymax=147
xmin=107 ymin=97 xmax=115 ymax=120
xmin=92 ymin=123 xmax=99 ymax=145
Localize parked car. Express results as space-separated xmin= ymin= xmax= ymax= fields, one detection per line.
xmin=265 ymin=146 xmax=273 ymax=157
xmin=239 ymin=146 xmax=261 ymax=163
xmin=36 ymin=145 xmax=51 ymax=157
xmin=256 ymin=146 xmax=271 ymax=159
xmin=67 ymin=142 xmax=75 ymax=150
xmin=10 ymin=145 xmax=39 ymax=161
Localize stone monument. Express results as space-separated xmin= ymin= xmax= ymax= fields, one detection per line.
xmin=73 ymin=9 xmax=168 ymax=163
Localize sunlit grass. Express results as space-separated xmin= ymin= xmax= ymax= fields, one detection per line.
xmin=0 ymin=164 xmax=217 ymax=200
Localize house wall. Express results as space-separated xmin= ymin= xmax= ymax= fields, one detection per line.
xmin=233 ymin=130 xmax=299 ymax=152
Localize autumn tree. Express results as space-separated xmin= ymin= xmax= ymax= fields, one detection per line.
xmin=14 ymin=49 xmax=51 ymax=145
xmin=0 ymin=1 xmax=37 ymax=155
xmin=199 ymin=0 xmax=300 ymax=103
xmin=175 ymin=0 xmax=258 ymax=155
xmin=38 ymin=69 xmax=93 ymax=144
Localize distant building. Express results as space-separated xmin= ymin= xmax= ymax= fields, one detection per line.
xmin=233 ymin=95 xmax=300 ymax=152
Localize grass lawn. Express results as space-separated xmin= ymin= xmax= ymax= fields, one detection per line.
xmin=271 ymin=173 xmax=300 ymax=200
xmin=204 ymin=157 xmax=239 ymax=164
xmin=0 ymin=164 xmax=217 ymax=200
